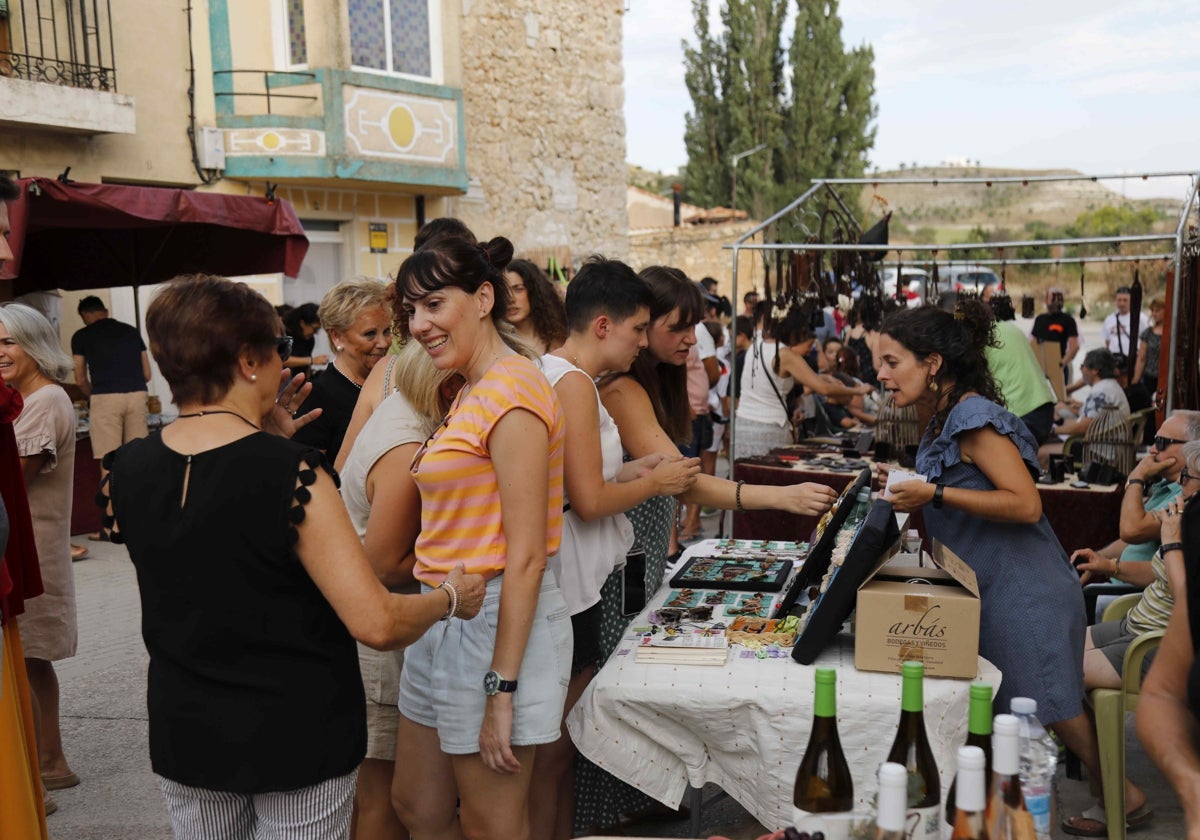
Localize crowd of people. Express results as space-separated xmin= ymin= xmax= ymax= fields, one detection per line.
xmin=2 ymin=163 xmax=1200 ymax=839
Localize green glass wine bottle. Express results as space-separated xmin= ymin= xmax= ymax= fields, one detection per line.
xmin=793 ymin=667 xmax=854 ymax=828
xmin=885 ymin=661 xmax=941 ymax=840
xmin=945 ymin=681 xmax=994 ymax=822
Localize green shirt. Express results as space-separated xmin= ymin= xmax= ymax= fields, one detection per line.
xmin=985 ymin=321 xmax=1056 ymax=418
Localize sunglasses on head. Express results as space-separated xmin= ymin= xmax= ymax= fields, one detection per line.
xmin=274 ymin=335 xmax=294 ymax=361
xmin=1155 ymin=435 xmax=1188 ymax=450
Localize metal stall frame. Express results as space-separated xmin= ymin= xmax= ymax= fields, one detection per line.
xmin=723 ymin=170 xmax=1200 ymax=454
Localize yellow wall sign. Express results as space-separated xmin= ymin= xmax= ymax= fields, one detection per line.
xmin=369 ymin=223 xmax=388 ymax=254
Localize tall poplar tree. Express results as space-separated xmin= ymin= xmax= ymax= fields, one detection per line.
xmin=682 ymin=0 xmax=877 ymax=235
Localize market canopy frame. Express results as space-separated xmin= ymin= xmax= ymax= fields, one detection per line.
xmin=723 ymin=169 xmax=1200 ymax=450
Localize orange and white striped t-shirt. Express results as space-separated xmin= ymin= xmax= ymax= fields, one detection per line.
xmin=410 ymin=354 xmax=565 ymax=584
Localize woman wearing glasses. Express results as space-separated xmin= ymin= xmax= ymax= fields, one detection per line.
xmin=391 ymin=236 xmax=571 ymax=840
xmin=292 ymin=277 xmax=394 ymax=459
xmin=100 ymin=275 xmax=484 ymax=838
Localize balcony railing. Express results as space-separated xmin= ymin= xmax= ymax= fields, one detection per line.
xmin=0 ymin=0 xmax=117 ymax=91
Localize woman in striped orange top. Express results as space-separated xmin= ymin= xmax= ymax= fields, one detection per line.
xmin=392 ymin=235 xmax=572 ymax=840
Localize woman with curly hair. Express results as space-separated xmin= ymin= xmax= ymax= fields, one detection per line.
xmin=877 ymin=300 xmax=1091 ymax=758
xmin=505 ymin=259 xmax=566 ymax=353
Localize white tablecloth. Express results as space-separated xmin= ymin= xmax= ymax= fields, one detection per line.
xmin=566 ymin=540 xmax=1002 ymax=833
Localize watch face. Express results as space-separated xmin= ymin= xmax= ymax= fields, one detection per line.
xmin=483 ymin=670 xmax=499 ymax=695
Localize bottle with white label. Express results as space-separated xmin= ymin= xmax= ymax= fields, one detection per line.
xmin=1010 ymin=697 xmax=1055 ymax=838
xmin=885 ymin=661 xmax=941 ymax=840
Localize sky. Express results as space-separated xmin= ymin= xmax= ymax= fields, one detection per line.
xmin=622 ymin=0 xmax=1200 ymax=201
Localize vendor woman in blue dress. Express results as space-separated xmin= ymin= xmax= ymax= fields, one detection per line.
xmin=878 ymin=301 xmax=1094 ymax=755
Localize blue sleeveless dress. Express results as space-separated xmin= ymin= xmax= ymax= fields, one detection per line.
xmin=917 ymin=396 xmax=1084 ymax=723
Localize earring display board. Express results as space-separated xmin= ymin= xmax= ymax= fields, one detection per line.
xmin=790 ymin=499 xmax=902 ymax=665
xmin=773 ymin=467 xmax=872 ymax=617
xmin=667 ymin=555 xmax=793 ymax=593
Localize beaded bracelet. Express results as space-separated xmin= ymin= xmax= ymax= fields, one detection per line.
xmin=735 ymin=480 xmax=746 ymax=513
xmin=438 ymin=580 xmax=458 ymax=621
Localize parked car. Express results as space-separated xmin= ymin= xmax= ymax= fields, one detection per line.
xmin=941 ymin=264 xmax=1004 ymax=296
xmin=878 ymin=267 xmax=930 ymax=301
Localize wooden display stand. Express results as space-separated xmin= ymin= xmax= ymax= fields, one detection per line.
xmin=1032 ymin=340 xmax=1066 ymax=401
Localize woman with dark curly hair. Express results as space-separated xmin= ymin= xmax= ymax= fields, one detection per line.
xmin=505 ymin=259 xmax=567 ymax=353
xmin=877 ymin=300 xmax=1091 ymax=759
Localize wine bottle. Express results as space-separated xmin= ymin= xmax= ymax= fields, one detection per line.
xmin=793 ymin=668 xmax=854 ymax=834
xmin=874 ymin=762 xmax=910 ymax=840
xmin=885 ymin=661 xmax=941 ymax=840
xmin=950 ymin=746 xmax=989 ymax=839
xmin=945 ymin=681 xmax=994 ymax=821
xmin=988 ymin=714 xmax=1036 ymax=840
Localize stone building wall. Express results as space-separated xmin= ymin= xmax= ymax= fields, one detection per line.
xmin=629 ymin=221 xmax=768 ymax=301
xmin=451 ymin=0 xmax=629 ymax=261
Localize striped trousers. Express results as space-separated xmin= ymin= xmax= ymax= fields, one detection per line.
xmin=158 ymin=769 xmax=357 ymax=840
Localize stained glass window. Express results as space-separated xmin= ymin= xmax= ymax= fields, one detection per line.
xmin=349 ymin=0 xmax=433 ymax=78
xmin=287 ymin=0 xmax=307 ymax=65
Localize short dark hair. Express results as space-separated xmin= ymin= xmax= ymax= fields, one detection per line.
xmin=284 ymin=302 xmax=319 ymax=335
xmin=700 ymin=277 xmax=718 ymax=291
xmin=564 ymin=256 xmax=651 ymax=333
xmin=1082 ymin=348 xmax=1117 ymax=379
xmin=744 ymin=290 xmax=760 ymax=304
xmin=506 ymin=258 xmax=567 ymax=347
xmin=734 ymin=317 xmax=754 ymax=341
xmin=0 ymin=174 xmax=17 ymax=202
xmin=78 ymin=295 xmax=107 ymax=315
xmin=147 ymin=274 xmax=281 ymax=406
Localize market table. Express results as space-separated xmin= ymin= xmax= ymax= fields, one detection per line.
xmin=566 ymin=540 xmax=1002 ymax=834
xmin=732 ymin=458 xmax=1121 ymax=556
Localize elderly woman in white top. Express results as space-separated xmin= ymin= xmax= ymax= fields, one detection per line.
xmin=339 ymin=339 xmax=464 ymax=840
xmin=0 ymin=303 xmax=79 ymax=791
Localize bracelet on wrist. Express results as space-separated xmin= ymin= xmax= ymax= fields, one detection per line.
xmin=1160 ymin=542 xmax=1185 ymax=556
xmin=1112 ymin=558 xmax=1122 ymax=580
xmin=735 ymin=480 xmax=746 ymax=513
xmin=1126 ymin=478 xmax=1146 ymax=490
xmin=437 ymin=580 xmax=458 ymax=621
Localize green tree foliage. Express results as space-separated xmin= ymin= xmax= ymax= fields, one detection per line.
xmin=682 ymin=0 xmax=877 ymax=235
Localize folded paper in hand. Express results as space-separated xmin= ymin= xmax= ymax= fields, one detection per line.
xmin=884 ymin=469 xmax=927 ymax=499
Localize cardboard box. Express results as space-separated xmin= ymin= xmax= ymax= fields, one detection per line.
xmin=854 ymin=542 xmax=981 ymax=679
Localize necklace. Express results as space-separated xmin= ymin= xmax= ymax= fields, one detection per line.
xmin=331 ymin=360 xmax=363 ymax=390
xmin=175 ymin=409 xmax=261 ymax=430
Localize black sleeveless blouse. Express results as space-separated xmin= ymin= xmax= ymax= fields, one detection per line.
xmin=101 ymin=432 xmax=365 ymax=792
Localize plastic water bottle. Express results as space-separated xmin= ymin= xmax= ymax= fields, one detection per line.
xmin=848 ymin=487 xmax=871 ymax=529
xmin=1010 ymin=697 xmax=1056 ymax=839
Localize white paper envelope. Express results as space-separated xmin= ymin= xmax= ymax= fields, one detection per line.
xmin=884 ymin=469 xmax=927 ymax=499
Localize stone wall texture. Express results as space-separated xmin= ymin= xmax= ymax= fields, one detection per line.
xmin=451 ymin=0 xmax=629 ymax=261
xmin=629 ymin=221 xmax=768 ymax=302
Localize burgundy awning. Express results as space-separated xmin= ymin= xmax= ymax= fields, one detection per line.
xmin=0 ymin=178 xmax=309 ymax=295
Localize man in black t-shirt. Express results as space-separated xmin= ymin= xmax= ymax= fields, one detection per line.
xmin=1030 ymin=287 xmax=1080 ymax=384
xmin=71 ymin=296 xmax=151 ymax=522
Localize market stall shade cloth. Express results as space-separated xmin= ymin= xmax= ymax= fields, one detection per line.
xmin=0 ymin=178 xmax=309 ymax=295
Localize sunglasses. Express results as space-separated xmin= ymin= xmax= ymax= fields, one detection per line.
xmin=274 ymin=335 xmax=294 ymax=361
xmin=410 ymin=413 xmax=450 ymax=475
xmin=1155 ymin=435 xmax=1188 ymax=450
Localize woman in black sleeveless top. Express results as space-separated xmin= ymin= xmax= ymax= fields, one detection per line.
xmin=101 ymin=275 xmax=484 ymax=839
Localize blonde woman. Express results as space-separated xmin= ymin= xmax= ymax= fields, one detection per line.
xmin=292 ymin=277 xmax=392 ymax=457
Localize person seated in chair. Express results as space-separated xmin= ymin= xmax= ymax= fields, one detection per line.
xmin=1040 ymin=348 xmax=1131 ymax=469
xmin=1057 ymin=437 xmax=1200 ymax=835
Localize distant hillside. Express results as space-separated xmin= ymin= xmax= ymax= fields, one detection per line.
xmin=855 ymin=166 xmax=1178 ymax=244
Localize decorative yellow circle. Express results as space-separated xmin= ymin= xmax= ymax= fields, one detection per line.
xmin=260 ymin=131 xmax=283 ymax=151
xmin=387 ymin=105 xmax=416 ymax=150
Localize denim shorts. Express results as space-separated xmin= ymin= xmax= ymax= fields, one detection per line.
xmin=398 ymin=574 xmax=572 ymax=755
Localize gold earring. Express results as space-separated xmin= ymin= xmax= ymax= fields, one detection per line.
xmin=928 ymin=376 xmax=939 ymax=392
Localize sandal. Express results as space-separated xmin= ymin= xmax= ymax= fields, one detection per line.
xmin=70 ymin=544 xmax=89 ymax=562
xmin=88 ymin=529 xmax=111 ymax=542
xmin=1062 ymin=803 xmax=1153 ymax=836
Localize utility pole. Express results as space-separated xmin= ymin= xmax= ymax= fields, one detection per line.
xmin=730 ymin=143 xmax=767 ymax=215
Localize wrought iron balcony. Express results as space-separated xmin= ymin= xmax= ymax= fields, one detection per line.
xmin=0 ymin=0 xmax=117 ymax=92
